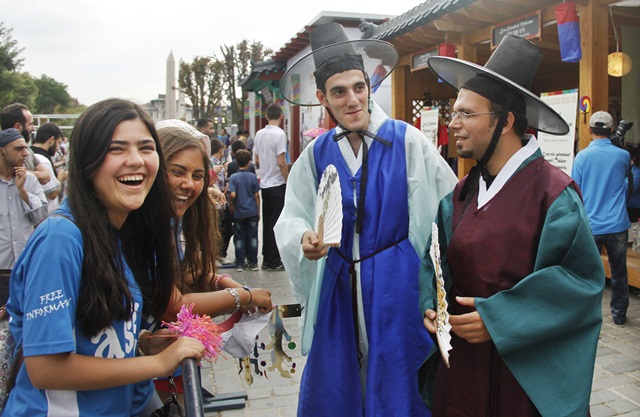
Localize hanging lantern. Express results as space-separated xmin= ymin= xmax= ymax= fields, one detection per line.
xmin=608 ymin=52 xmax=632 ymax=77
xmin=438 ymin=43 xmax=456 ymax=58
xmin=608 ymin=6 xmax=633 ymax=77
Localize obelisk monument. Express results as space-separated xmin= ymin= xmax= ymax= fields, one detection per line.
xmin=165 ymin=51 xmax=177 ymax=119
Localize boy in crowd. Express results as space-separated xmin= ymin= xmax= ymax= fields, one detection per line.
xmin=228 ymin=149 xmax=260 ymax=271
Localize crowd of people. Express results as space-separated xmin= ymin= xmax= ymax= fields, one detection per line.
xmin=0 ymin=21 xmax=634 ymax=417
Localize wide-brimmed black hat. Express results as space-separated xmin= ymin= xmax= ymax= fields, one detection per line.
xmin=427 ymin=35 xmax=569 ymax=135
xmin=280 ymin=23 xmax=398 ymax=107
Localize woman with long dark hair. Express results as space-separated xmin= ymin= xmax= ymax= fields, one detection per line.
xmin=3 ymin=99 xmax=204 ymax=416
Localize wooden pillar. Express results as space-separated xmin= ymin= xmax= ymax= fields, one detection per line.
xmin=578 ymin=0 xmax=609 ymax=151
xmin=392 ymin=63 xmax=408 ymax=121
xmin=454 ymin=34 xmax=479 ymax=179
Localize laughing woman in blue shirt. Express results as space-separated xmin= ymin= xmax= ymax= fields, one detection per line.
xmin=3 ymin=99 xmax=204 ymax=416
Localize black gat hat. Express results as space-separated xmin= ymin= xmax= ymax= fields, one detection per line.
xmin=280 ymin=23 xmax=398 ymax=107
xmin=427 ymin=35 xmax=569 ymax=136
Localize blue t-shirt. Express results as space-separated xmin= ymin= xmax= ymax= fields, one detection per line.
xmin=4 ymin=200 xmax=153 ymax=416
xmin=228 ymin=170 xmax=260 ymax=219
xmin=572 ymin=138 xmax=631 ymax=234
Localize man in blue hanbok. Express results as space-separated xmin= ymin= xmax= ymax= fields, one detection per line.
xmin=274 ymin=23 xmax=457 ymax=416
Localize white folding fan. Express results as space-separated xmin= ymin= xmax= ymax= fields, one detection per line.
xmin=430 ymin=222 xmax=452 ymax=368
xmin=315 ymin=164 xmax=342 ymax=247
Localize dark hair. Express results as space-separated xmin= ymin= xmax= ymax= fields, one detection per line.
xmin=1 ymin=103 xmax=28 ymax=130
xmin=266 ymin=103 xmax=282 ymax=121
xmin=158 ymin=126 xmax=220 ymax=293
xmin=68 ymin=98 xmax=176 ymax=337
xmin=235 ymin=149 xmax=252 ymax=167
xmin=591 ymin=127 xmax=612 ymax=137
xmin=628 ymin=145 xmax=640 ymax=167
xmin=210 ymin=138 xmax=225 ymax=155
xmin=490 ymin=102 xmax=528 ymax=138
xmin=33 ymin=122 xmax=63 ymax=144
xmin=196 ymin=118 xmax=212 ymax=129
xmin=231 ymin=139 xmax=247 ymax=154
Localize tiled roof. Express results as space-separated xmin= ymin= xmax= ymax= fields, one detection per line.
xmin=239 ymin=59 xmax=287 ymax=89
xmin=365 ymin=0 xmax=475 ymax=41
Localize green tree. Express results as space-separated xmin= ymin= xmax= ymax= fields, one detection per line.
xmin=219 ymin=40 xmax=272 ymax=125
xmin=0 ymin=71 xmax=38 ymax=109
xmin=179 ymin=40 xmax=272 ymax=125
xmin=0 ymin=22 xmax=81 ymax=113
xmin=179 ymin=56 xmax=224 ymax=121
xmin=34 ymin=75 xmax=71 ymax=113
xmin=0 ymin=21 xmax=23 ymax=73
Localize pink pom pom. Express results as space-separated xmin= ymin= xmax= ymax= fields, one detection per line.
xmin=162 ymin=304 xmax=223 ymax=362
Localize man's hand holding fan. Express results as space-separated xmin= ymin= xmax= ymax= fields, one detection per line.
xmin=315 ymin=164 xmax=342 ymax=248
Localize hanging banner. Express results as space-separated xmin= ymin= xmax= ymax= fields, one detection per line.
xmin=538 ymin=89 xmax=579 ymax=175
xmin=244 ymin=101 xmax=250 ymax=120
xmin=254 ymin=96 xmax=262 ymax=118
xmin=420 ymin=107 xmax=440 ymax=148
xmin=555 ymin=2 xmax=582 ymax=63
xmin=291 ymin=74 xmax=300 ymax=104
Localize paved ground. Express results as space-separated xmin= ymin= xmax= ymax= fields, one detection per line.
xmin=201 ymin=248 xmax=640 ymax=416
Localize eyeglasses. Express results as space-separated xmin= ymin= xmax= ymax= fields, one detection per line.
xmin=450 ymin=111 xmax=496 ymax=122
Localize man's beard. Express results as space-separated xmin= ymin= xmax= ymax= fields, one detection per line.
xmin=47 ymin=144 xmax=57 ymax=156
xmin=20 ymin=127 xmax=30 ymax=142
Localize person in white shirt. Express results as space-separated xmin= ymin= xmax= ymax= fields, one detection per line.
xmin=253 ymin=103 xmax=288 ymax=270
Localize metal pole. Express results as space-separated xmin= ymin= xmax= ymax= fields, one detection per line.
xmin=181 ymin=358 xmax=205 ymax=417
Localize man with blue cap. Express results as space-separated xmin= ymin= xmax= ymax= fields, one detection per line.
xmin=423 ymin=35 xmax=603 ymax=416
xmin=0 ymin=128 xmax=48 ymax=306
xmin=274 ymin=22 xmax=457 ymax=416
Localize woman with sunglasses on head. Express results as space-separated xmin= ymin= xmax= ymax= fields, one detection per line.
xmin=152 ymin=122 xmax=272 ymax=403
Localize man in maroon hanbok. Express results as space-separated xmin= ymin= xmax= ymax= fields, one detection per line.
xmin=422 ymin=36 xmax=604 ymax=417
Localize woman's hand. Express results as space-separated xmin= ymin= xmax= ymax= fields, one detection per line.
xmin=245 ymin=287 xmax=273 ymax=314
xmin=153 ymin=336 xmax=205 ymax=376
xmin=208 ymin=186 xmax=227 ymax=205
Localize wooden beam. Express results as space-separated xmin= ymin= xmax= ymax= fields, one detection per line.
xmin=407 ymin=30 xmax=445 ymax=46
xmin=398 ymin=54 xmax=412 ymax=68
xmin=578 ymin=0 xmax=609 ymax=151
xmin=595 ymin=0 xmax=628 ymax=6
xmin=445 ymin=32 xmax=462 ymax=45
xmin=433 ymin=18 xmax=478 ymax=33
xmin=529 ymin=39 xmax=561 ymax=52
xmin=395 ymin=36 xmax=435 ymax=51
xmin=459 ymin=6 xmax=512 ymax=25
xmin=475 ymin=0 xmax=530 ymax=17
xmin=392 ymin=65 xmax=408 ymax=121
xmin=455 ymin=33 xmax=479 ymax=179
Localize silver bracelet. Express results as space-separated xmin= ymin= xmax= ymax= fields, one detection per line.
xmin=226 ymin=288 xmax=241 ymax=313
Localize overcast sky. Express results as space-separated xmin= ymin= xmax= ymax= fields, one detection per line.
xmin=2 ymin=0 xmax=423 ymax=107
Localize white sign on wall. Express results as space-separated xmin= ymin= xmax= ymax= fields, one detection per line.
xmin=538 ymin=89 xmax=578 ymax=175
xmin=420 ymin=107 xmax=440 ymax=148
